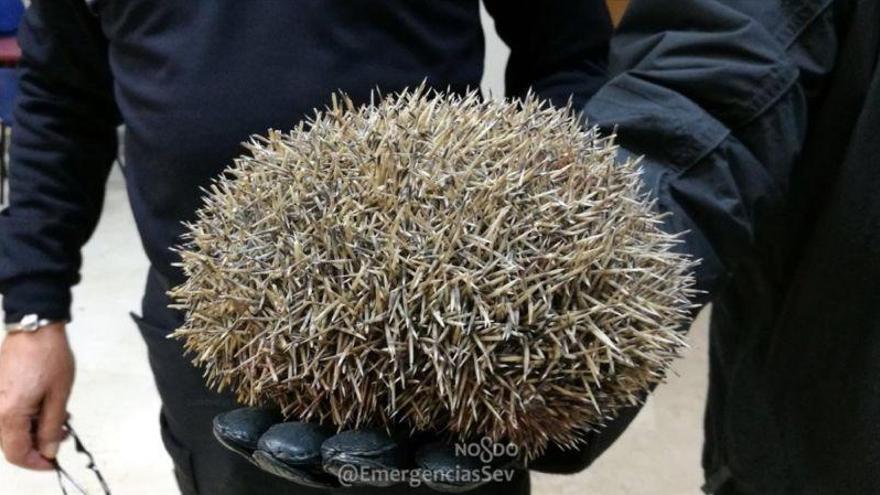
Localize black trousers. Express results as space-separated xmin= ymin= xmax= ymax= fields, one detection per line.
xmin=136 ymin=268 xmax=531 ymax=495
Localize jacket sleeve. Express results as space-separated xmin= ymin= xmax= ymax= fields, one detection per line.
xmin=530 ymin=0 xmax=843 ymax=473
xmin=0 ymin=0 xmax=120 ymax=323
xmin=482 ymin=0 xmax=613 ymax=108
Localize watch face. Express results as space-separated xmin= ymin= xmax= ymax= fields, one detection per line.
xmin=21 ymin=314 xmax=39 ymax=328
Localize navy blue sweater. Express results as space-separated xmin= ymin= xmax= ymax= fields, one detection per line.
xmin=0 ymin=0 xmax=612 ymax=322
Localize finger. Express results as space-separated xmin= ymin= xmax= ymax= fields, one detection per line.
xmin=213 ymin=407 xmax=279 ymax=461
xmin=36 ymin=389 xmax=69 ymax=459
xmin=0 ymin=413 xmax=53 ymax=470
xmin=320 ymin=428 xmax=405 ymax=487
xmin=252 ymin=422 xmax=337 ymax=489
xmin=416 ymin=442 xmax=497 ymax=493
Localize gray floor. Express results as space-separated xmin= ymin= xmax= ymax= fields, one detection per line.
xmin=0 ymin=167 xmax=710 ymax=495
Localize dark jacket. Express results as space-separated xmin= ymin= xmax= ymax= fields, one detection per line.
xmin=535 ymin=0 xmax=880 ymax=493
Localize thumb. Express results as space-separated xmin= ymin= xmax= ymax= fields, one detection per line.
xmin=36 ymin=389 xmax=69 ymax=460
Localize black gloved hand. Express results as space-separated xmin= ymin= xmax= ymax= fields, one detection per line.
xmin=213 ymin=407 xmax=521 ymax=492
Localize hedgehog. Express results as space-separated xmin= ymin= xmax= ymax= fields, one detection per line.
xmin=168 ymin=87 xmax=697 ymax=460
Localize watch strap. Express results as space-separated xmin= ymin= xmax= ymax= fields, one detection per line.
xmin=4 ymin=314 xmax=66 ymax=333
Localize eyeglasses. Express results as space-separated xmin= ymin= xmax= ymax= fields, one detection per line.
xmin=53 ymin=421 xmax=112 ymax=495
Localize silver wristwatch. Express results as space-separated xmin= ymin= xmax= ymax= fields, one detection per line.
xmin=4 ymin=313 xmax=66 ymax=333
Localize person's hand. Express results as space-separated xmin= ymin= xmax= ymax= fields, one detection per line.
xmin=214 ymin=407 xmax=521 ymax=492
xmin=0 ymin=322 xmax=74 ymax=470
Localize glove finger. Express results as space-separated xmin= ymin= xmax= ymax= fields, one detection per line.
xmin=253 ymin=422 xmax=338 ymax=489
xmin=321 ymin=428 xmax=406 ymax=487
xmin=415 ymin=442 xmax=514 ymax=493
xmin=212 ymin=407 xmax=279 ymax=462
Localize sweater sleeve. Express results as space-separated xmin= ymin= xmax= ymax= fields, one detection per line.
xmin=530 ymin=0 xmax=843 ymax=474
xmin=0 ymin=0 xmax=120 ymax=323
xmin=482 ymin=0 xmax=613 ymax=108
